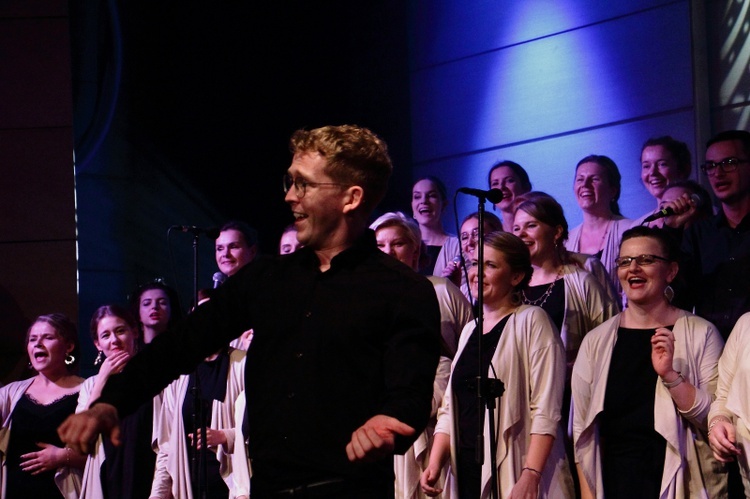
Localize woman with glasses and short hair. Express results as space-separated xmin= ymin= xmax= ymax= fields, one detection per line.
xmin=572 ymin=226 xmax=726 ymax=498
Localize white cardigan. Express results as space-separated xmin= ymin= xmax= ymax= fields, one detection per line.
xmin=435 ymin=305 xmax=574 ymax=498
xmin=573 ymin=311 xmax=726 ymax=498
xmin=77 ymin=375 xmax=162 ymax=499
xmin=709 ymin=311 xmax=750 ymax=494
xmin=0 ymin=378 xmax=82 ymax=499
xmin=150 ymin=348 xmax=246 ymax=499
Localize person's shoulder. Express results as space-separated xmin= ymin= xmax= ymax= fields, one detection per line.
xmin=582 ymin=314 xmax=620 ymax=343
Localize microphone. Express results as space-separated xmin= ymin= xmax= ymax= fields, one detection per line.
xmin=170 ymin=225 xmax=220 ymax=239
xmin=642 ymin=193 xmax=702 ymax=223
xmin=457 ymin=187 xmax=504 ymax=204
xmin=213 ymin=272 xmax=227 ymax=289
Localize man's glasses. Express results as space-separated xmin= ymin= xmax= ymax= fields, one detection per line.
xmin=614 ymin=254 xmax=670 ymax=268
xmin=700 ymin=157 xmax=750 ymax=176
xmin=282 ymin=174 xmax=348 ymax=198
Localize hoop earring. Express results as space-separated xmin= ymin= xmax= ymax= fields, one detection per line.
xmin=65 ymin=354 xmax=75 ymax=366
xmin=94 ymin=350 xmax=104 ymax=366
xmin=664 ymin=285 xmax=675 ymax=303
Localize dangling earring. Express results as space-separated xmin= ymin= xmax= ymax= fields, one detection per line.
xmin=94 ymin=350 xmax=104 ymax=366
xmin=664 ymin=284 xmax=675 ymax=303
xmin=65 ymin=354 xmax=75 ymax=366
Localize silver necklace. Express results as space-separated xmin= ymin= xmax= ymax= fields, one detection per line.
xmin=522 ymin=267 xmax=563 ymax=308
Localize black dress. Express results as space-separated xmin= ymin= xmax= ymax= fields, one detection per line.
xmin=600 ymin=326 xmax=668 ymax=499
xmin=6 ymin=392 xmax=79 ymax=498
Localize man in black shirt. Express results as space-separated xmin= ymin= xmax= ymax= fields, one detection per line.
xmin=664 ymin=130 xmax=750 ymax=340
xmin=60 ymin=125 xmax=441 ymax=497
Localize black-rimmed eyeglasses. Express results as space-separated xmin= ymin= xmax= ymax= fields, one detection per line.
xmin=282 ymin=174 xmax=348 ymax=198
xmin=700 ymin=157 xmax=750 ymax=176
xmin=614 ymin=254 xmax=670 ymax=268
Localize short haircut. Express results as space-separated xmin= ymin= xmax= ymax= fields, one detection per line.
xmin=290 ymin=125 xmax=393 ymax=212
xmin=641 ymin=136 xmax=692 ymax=178
xmin=576 ymin=154 xmax=623 ymax=216
xmin=706 ymin=130 xmax=750 ymax=158
xmin=487 ymin=160 xmax=532 ymax=193
xmin=29 ymin=313 xmax=80 ymax=372
xmin=620 ymin=226 xmax=680 ymax=261
xmin=369 ymin=211 xmax=422 ymax=250
xmin=219 ymin=220 xmax=259 ymax=247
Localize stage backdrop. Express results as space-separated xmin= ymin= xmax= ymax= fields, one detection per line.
xmin=407 ymin=0 xmax=746 ymax=234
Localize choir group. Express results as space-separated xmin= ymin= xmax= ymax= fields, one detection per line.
xmin=2 ymin=126 xmax=750 ymax=498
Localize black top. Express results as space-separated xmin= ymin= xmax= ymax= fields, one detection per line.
xmin=98 ymin=230 xmax=441 ymax=491
xmin=424 ymin=244 xmax=442 ymax=275
xmin=670 ymin=211 xmax=750 ymax=339
xmin=600 ymin=326 xmax=668 ymax=499
xmin=101 ymin=399 xmax=155 ymax=499
xmin=182 ymin=352 xmax=231 ymax=498
xmin=524 ymin=280 xmax=565 ymax=332
xmin=452 ymin=315 xmax=510 ymax=450
xmin=6 ymin=392 xmax=78 ymax=498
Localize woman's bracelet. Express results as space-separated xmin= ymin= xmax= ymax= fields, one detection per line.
xmin=65 ymin=446 xmax=71 ymax=466
xmin=661 ymin=371 xmax=684 ymax=389
xmin=522 ymin=466 xmax=542 ymax=478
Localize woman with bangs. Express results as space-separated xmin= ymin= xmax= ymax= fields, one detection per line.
xmin=0 ymin=313 xmax=85 ymax=498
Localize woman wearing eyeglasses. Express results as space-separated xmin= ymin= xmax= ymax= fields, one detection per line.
xmin=572 ymin=226 xmax=726 ymax=498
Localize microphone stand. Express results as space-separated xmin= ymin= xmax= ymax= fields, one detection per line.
xmin=188 ymin=232 xmax=208 ymax=499
xmin=473 ymin=195 xmax=504 ymax=499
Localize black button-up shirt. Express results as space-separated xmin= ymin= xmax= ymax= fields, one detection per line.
xmin=675 ymin=212 xmax=750 ymax=339
xmin=99 ymin=230 xmax=441 ymax=490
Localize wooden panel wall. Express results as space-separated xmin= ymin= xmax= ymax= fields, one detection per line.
xmin=0 ymin=1 xmax=77 ymax=382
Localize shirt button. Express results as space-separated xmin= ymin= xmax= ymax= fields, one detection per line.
xmin=288 ymin=392 xmax=295 ymax=399
xmin=305 ymin=311 xmax=312 ymax=317
xmin=295 ymin=352 xmax=303 ymax=359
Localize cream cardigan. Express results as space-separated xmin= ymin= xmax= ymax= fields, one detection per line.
xmin=150 ymin=348 xmax=246 ymax=499
xmin=573 ymin=311 xmax=726 ymax=498
xmin=0 ymin=378 xmax=82 ymax=499
xmin=435 ymin=305 xmax=574 ymax=498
